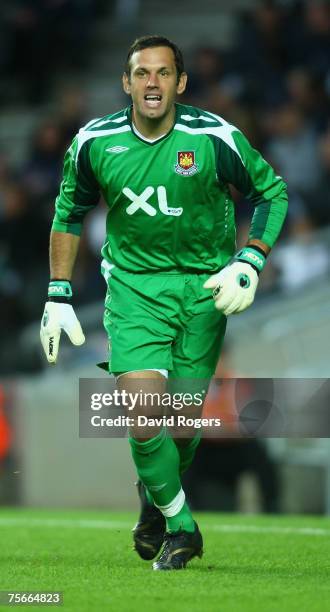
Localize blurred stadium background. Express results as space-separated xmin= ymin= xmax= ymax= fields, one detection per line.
xmin=0 ymin=0 xmax=330 ymax=515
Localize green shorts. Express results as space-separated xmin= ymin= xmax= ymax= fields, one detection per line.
xmin=102 ymin=267 xmax=226 ymax=379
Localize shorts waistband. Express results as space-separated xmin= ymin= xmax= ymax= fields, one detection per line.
xmin=112 ymin=267 xmax=212 ymax=277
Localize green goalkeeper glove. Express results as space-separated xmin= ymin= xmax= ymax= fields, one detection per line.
xmin=40 ymin=281 xmax=85 ymax=364
xmin=203 ymin=246 xmax=267 ymax=316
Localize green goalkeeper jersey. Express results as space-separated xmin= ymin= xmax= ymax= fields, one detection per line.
xmin=53 ymin=103 xmax=288 ymax=273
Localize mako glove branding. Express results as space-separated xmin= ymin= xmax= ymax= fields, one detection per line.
xmin=235 ymin=247 xmax=266 ymax=273
xmin=123 ymin=186 xmax=183 ymax=217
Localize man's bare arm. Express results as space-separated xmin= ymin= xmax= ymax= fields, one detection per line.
xmin=50 ymin=231 xmax=80 ymax=280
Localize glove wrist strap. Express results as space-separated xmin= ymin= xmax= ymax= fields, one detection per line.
xmin=48 ymin=280 xmax=72 ymax=303
xmin=234 ymin=246 xmax=266 ymax=275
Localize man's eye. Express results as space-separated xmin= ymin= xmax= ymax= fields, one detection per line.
xmin=160 ymin=71 xmax=169 ymax=76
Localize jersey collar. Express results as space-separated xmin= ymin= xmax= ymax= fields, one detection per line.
xmin=127 ymin=104 xmax=178 ymax=146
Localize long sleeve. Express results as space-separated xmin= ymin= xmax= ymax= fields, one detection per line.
xmin=52 ymin=136 xmax=100 ymax=236
xmin=216 ymin=129 xmax=288 ymax=248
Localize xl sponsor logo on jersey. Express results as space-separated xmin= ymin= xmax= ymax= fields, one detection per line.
xmin=123 ymin=186 xmax=183 ymax=217
xmin=174 ymin=150 xmax=198 ymax=176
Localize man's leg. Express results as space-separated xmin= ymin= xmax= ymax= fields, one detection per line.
xmin=117 ymin=370 xmax=202 ymax=569
xmin=103 ymin=270 xmax=207 ymax=568
xmin=118 ymin=371 xmax=195 ymax=531
xmin=167 ymin=392 xmax=204 ymax=475
xmin=129 ymin=430 xmax=195 ymax=533
xmin=177 ymin=432 xmax=202 ymax=475
xmin=167 ymin=379 xmax=208 ymax=477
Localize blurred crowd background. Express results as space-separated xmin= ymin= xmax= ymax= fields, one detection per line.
xmin=1 ymin=0 xmax=330 ymax=373
xmin=0 ymin=0 xmax=330 ymax=513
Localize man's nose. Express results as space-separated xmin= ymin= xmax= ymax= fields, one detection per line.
xmin=146 ymin=73 xmax=160 ymax=88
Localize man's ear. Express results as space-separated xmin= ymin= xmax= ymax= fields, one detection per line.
xmin=176 ymin=72 xmax=188 ymax=96
xmin=122 ymin=72 xmax=131 ymax=95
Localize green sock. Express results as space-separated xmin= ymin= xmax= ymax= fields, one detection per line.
xmin=163 ymin=500 xmax=195 ymax=533
xmin=176 ymin=433 xmax=201 ymax=474
xmin=143 ymin=433 xmax=200 ymax=503
xmin=129 ymin=429 xmax=195 ymax=533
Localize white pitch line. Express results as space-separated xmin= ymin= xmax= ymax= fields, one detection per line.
xmin=0 ymin=517 xmax=329 ymax=536
xmin=210 ymin=524 xmax=330 ymax=536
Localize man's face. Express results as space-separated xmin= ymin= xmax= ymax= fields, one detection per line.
xmin=123 ymin=46 xmax=187 ymax=122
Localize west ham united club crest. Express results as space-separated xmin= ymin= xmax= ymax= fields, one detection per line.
xmin=174 ymin=151 xmax=198 ymax=176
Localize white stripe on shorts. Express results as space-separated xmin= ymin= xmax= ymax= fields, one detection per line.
xmin=116 ymin=369 xmax=168 ymax=380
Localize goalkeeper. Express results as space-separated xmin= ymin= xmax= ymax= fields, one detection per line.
xmin=40 ymin=35 xmax=288 ymax=571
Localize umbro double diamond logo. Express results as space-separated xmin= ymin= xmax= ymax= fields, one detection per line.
xmin=106 ymin=145 xmax=130 ymax=153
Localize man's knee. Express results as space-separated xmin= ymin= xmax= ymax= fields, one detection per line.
xmin=117 ymin=370 xmax=166 ymax=440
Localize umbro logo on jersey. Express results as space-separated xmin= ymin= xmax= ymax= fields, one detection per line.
xmin=106 ymin=145 xmax=130 ymax=153
xmin=174 ymin=150 xmax=198 ymax=176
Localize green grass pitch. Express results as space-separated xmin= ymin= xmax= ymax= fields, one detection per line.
xmin=0 ymin=509 xmax=329 ymax=611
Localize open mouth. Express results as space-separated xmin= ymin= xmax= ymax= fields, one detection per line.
xmin=144 ymin=94 xmax=162 ymax=107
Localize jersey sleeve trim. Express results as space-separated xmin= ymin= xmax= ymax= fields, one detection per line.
xmin=174 ymin=121 xmax=243 ymax=162
xmin=51 ymin=220 xmax=82 ymax=236
xmin=75 ymin=124 xmax=131 ymax=164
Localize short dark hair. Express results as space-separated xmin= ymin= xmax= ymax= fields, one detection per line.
xmin=125 ymin=35 xmax=185 ymax=83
